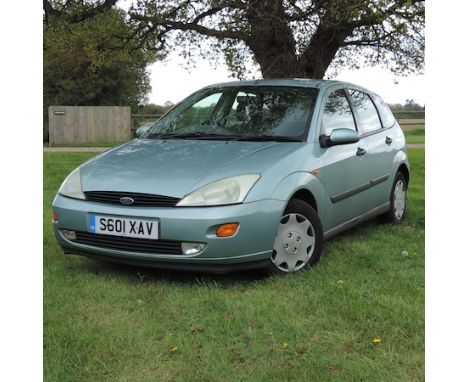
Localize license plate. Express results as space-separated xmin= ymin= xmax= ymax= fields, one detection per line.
xmin=88 ymin=214 xmax=159 ymax=239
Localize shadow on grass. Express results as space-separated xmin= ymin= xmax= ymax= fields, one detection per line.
xmin=68 ymin=254 xmax=271 ymax=287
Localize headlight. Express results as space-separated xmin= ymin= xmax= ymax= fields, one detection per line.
xmin=58 ymin=167 xmax=85 ymax=200
xmin=176 ymin=174 xmax=260 ymax=207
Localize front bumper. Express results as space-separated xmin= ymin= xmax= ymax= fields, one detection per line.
xmin=52 ymin=194 xmax=286 ymax=272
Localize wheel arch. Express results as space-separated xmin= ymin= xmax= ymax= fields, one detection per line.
xmin=397 ymin=163 xmax=410 ymax=186
xmin=290 ymin=188 xmax=318 ymax=212
xmin=392 ymin=150 xmax=410 ymax=186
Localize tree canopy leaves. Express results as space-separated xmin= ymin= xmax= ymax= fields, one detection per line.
xmin=43 ymin=1 xmax=160 ymax=111
xmin=129 ymin=0 xmax=425 ymax=79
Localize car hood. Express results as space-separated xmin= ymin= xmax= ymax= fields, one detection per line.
xmin=81 ymin=139 xmax=303 ymax=198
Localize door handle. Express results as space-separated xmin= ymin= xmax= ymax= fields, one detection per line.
xmin=356 ymin=147 xmax=367 ymax=157
xmin=385 ymin=136 xmax=393 ymax=145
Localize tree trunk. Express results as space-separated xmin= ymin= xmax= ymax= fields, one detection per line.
xmin=245 ymin=2 xmax=353 ymax=80
xmin=299 ymin=23 xmax=354 ymax=79
xmin=245 ymin=0 xmax=301 ymax=79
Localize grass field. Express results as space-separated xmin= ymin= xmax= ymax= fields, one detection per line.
xmin=403 ymin=128 xmax=425 ymax=144
xmin=46 ymin=141 xmax=124 ymax=148
xmin=43 ymin=149 xmax=425 ymax=381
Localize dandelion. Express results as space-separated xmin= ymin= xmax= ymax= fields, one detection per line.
xmin=372 ymin=337 xmax=382 ymax=344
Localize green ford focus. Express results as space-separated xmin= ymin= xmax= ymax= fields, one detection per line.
xmin=52 ymin=79 xmax=409 ymax=274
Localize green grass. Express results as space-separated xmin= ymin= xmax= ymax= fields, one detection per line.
xmin=47 ymin=142 xmax=124 ymax=148
xmin=404 ymin=128 xmax=425 ymax=144
xmin=44 ymin=149 xmax=424 ymax=381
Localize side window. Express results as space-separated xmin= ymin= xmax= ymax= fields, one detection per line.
xmin=322 ymin=89 xmax=356 ymax=135
xmin=373 ymin=95 xmax=396 ymax=128
xmin=348 ymin=90 xmax=382 ymax=134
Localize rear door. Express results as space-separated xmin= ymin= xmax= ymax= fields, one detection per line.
xmin=347 ymin=89 xmax=397 ymax=207
xmin=316 ymin=88 xmax=371 ymax=228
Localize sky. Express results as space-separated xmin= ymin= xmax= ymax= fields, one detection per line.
xmin=148 ymin=52 xmax=425 ymax=106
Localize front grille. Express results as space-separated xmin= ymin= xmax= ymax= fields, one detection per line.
xmin=73 ymin=231 xmax=182 ymax=255
xmin=84 ymin=191 xmax=180 ymax=207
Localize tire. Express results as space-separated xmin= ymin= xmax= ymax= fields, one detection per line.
xmin=378 ymin=171 xmax=407 ymax=224
xmin=266 ymin=198 xmax=324 ymax=275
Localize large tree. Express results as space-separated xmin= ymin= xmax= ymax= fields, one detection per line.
xmin=43 ymin=0 xmax=160 ymax=109
xmin=129 ymin=0 xmax=424 ymax=79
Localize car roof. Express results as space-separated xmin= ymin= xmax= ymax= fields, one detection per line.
xmin=201 ymin=78 xmax=375 ymax=94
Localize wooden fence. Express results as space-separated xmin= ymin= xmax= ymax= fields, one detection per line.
xmin=392 ymin=110 xmax=425 ymax=129
xmin=48 ymin=106 xmax=131 ymax=146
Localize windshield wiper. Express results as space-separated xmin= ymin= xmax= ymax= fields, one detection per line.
xmin=234 ymin=135 xmax=303 ymax=142
xmin=148 ymin=132 xmax=236 ymax=140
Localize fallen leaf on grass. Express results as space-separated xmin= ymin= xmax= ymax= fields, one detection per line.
xmin=312 ymin=334 xmax=322 ymax=342
xmin=170 ymin=346 xmax=178 ymax=353
xmin=328 ymin=364 xmax=340 ymax=375
xmin=372 ymin=337 xmax=382 ymax=344
xmin=191 ymin=325 xmax=204 ymax=334
xmin=336 ymin=280 xmax=344 ymax=285
xmin=282 ymin=342 xmax=289 ymax=349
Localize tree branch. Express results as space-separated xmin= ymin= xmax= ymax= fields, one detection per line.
xmin=43 ymin=0 xmax=118 ymax=23
xmin=130 ymin=12 xmax=250 ymax=41
xmin=349 ymin=0 xmax=425 ymax=28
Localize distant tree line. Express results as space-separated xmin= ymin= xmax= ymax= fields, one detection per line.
xmin=388 ymin=99 xmax=424 ymax=120
xmin=139 ymin=101 xmax=175 ymax=115
xmin=389 ymin=99 xmax=425 ymax=112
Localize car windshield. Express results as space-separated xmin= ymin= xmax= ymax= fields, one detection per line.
xmin=145 ymin=86 xmax=318 ymax=141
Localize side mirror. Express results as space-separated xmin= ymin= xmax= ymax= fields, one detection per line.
xmin=320 ymin=128 xmax=359 ymax=147
xmin=136 ymin=124 xmax=151 ymax=138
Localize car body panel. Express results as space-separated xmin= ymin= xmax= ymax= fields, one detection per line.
xmin=361 ymin=126 xmax=397 ymax=207
xmin=269 ymin=171 xmax=331 ymax=229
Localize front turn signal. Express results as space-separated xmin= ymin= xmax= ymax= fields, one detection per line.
xmin=216 ymin=223 xmax=239 ymax=237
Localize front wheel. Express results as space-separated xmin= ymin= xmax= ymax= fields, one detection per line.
xmin=379 ymin=171 xmax=407 ymax=224
xmin=267 ymin=199 xmax=324 ymax=275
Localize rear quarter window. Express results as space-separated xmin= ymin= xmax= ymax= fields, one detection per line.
xmin=348 ymin=90 xmax=382 ymax=134
xmin=373 ymin=96 xmax=396 ymax=128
